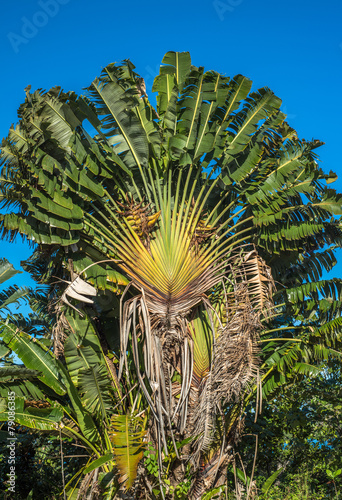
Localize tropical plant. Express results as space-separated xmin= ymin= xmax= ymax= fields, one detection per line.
xmin=0 ymin=258 xmax=29 ymax=318
xmin=1 ymin=51 xmax=342 ymax=498
xmin=0 ymin=292 xmax=149 ymax=498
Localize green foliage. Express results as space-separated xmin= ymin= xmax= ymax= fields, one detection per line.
xmin=0 ymin=432 xmax=87 ymax=499
xmin=109 ymin=413 xmax=146 ymax=490
xmin=1 ymin=51 xmax=342 ymax=499
xmin=230 ymin=363 xmax=342 ymax=500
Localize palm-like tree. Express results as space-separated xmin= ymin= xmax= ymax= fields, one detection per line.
xmin=1 ymin=52 xmax=342 ymax=498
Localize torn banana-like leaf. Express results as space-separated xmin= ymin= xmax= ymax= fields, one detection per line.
xmin=61 ymin=276 xmax=97 ymax=314
xmin=65 ymin=288 xmax=95 ymax=304
xmin=69 ymin=277 xmax=97 ymax=297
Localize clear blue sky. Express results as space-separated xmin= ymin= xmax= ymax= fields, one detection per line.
xmin=1 ymin=0 xmax=342 ymax=290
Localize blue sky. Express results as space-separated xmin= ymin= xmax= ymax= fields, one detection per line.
xmin=1 ymin=0 xmax=342 ymax=290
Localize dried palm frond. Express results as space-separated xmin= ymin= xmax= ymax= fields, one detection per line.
xmin=189 ymin=249 xmax=274 ymax=465
xmin=191 ymin=450 xmax=233 ymax=500
xmin=52 ymin=304 xmax=68 ymax=357
xmin=135 ymin=77 xmax=147 ymax=98
xmin=76 ymin=469 xmax=100 ymax=500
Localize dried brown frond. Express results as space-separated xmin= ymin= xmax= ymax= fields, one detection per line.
xmin=191 ymin=312 xmax=259 ymax=462
xmin=213 ymin=286 xmax=261 ymax=402
xmin=135 ymin=77 xmax=147 ymax=98
xmin=77 ymin=469 xmax=100 ymax=500
xmin=52 ymin=305 xmax=68 ymax=357
xmin=227 ymin=246 xmax=275 ymax=319
xmin=190 ymin=369 xmax=215 ymax=462
xmin=191 ymin=444 xmax=234 ymax=499
xmin=189 ymin=247 xmax=273 ymax=466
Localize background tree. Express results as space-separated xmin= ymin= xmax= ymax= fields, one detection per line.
xmin=228 ymin=361 xmax=342 ymax=499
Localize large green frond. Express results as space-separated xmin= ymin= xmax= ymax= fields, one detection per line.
xmin=110 ymin=413 xmax=146 ymax=490
xmin=0 ymin=323 xmax=66 ymax=395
